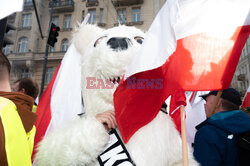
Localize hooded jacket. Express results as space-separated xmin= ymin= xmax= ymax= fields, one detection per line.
xmin=0 ymin=91 xmax=37 ymax=166
xmin=193 ymin=110 xmax=250 ymax=166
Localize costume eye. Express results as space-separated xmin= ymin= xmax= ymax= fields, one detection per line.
xmin=94 ymin=36 xmax=107 ymax=47
xmin=134 ymin=36 xmax=144 ymax=44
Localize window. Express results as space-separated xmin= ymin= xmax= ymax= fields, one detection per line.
xmin=7 ymin=29 xmax=14 ymax=35
xmin=7 ymin=22 xmax=14 ymax=35
xmin=49 ymin=46 xmax=56 ymax=52
xmin=18 ymin=37 xmax=28 ymax=53
xmin=117 ymin=9 xmax=126 ymax=24
xmin=21 ymin=68 xmax=30 ymax=78
xmin=52 ymin=16 xmax=59 ymax=26
xmin=22 ymin=14 xmax=32 ymax=28
xmin=132 ymin=8 xmax=141 ymax=22
xmin=66 ymin=0 xmax=73 ymax=5
xmin=3 ymin=45 xmax=11 ymax=55
xmin=24 ymin=0 xmax=32 ymax=6
xmin=54 ymin=0 xmax=61 ymax=7
xmin=63 ymin=15 xmax=71 ymax=29
xmin=45 ymin=68 xmax=53 ymax=84
xmin=99 ymin=8 xmax=103 ymax=23
xmin=88 ymin=9 xmax=96 ymax=24
xmin=82 ymin=10 xmax=85 ymax=21
xmin=61 ymin=39 xmax=68 ymax=52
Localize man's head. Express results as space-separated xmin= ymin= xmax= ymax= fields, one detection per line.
xmin=13 ymin=78 xmax=39 ymax=99
xmin=0 ymin=51 xmax=11 ymax=79
xmin=200 ymin=88 xmax=242 ymax=117
xmin=0 ymin=51 xmax=11 ymax=91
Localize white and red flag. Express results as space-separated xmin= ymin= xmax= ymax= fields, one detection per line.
xmin=32 ymin=45 xmax=83 ymax=159
xmin=114 ymin=0 xmax=250 ymax=143
xmin=241 ymin=85 xmax=250 ymax=108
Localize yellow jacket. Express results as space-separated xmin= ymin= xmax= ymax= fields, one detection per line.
xmin=0 ymin=92 xmax=37 ymax=166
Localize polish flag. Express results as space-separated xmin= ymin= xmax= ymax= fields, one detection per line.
xmin=241 ymin=85 xmax=250 ymax=108
xmin=32 ymin=45 xmax=83 ymax=159
xmin=114 ymin=0 xmax=250 ymax=143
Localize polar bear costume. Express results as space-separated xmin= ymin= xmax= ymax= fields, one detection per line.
xmin=35 ymin=24 xmax=198 ymax=166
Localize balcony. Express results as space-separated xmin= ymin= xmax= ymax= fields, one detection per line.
xmin=237 ymin=74 xmax=246 ymax=81
xmin=23 ymin=1 xmax=34 ymax=10
xmin=35 ymin=51 xmax=65 ymax=60
xmin=114 ymin=21 xmax=143 ymax=26
xmin=8 ymin=52 xmax=34 ymax=62
xmin=49 ymin=0 xmax=74 ymax=13
xmin=86 ymin=0 xmax=99 ymax=7
xmin=111 ymin=0 xmax=143 ymax=7
xmin=8 ymin=51 xmax=64 ymax=63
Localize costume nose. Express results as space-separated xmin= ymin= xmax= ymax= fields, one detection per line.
xmin=107 ymin=37 xmax=131 ymax=51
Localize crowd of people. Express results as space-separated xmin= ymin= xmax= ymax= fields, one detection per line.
xmin=0 ymin=50 xmax=250 ymax=165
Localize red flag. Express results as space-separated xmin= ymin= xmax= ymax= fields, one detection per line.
xmin=241 ymin=85 xmax=250 ymax=108
xmin=114 ymin=0 xmax=250 ymax=143
xmin=169 ymin=90 xmax=186 ymax=134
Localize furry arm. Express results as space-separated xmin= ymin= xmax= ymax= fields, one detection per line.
xmin=35 ymin=115 xmax=110 ymax=166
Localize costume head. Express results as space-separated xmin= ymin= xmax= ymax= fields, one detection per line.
xmin=73 ymin=24 xmax=145 ymax=115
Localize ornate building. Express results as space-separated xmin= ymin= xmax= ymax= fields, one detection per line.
xmin=232 ymin=37 xmax=250 ymax=96
xmin=6 ymin=0 xmax=248 ymax=95
xmin=4 ymin=0 xmax=166 ymax=90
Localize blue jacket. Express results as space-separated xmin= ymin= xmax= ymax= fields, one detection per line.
xmin=193 ymin=110 xmax=250 ymax=166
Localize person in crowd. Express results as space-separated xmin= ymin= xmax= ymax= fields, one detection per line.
xmin=12 ymin=78 xmax=39 ymax=113
xmin=193 ymin=88 xmax=250 ymax=166
xmin=0 ymin=51 xmax=37 ymax=166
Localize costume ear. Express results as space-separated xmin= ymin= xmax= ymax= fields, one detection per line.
xmin=72 ymin=24 xmax=104 ymax=55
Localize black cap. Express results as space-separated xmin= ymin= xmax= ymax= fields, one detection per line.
xmin=200 ymin=88 xmax=242 ymax=106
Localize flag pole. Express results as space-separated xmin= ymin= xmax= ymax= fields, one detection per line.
xmin=209 ymin=90 xmax=223 ymax=117
xmin=180 ymin=105 xmax=188 ymax=166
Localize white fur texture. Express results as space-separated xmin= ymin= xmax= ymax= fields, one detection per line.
xmin=35 ymin=115 xmax=109 ymax=166
xmin=35 ymin=24 xmax=198 ymax=166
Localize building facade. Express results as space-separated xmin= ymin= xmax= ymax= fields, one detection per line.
xmin=5 ymin=0 xmax=249 ymax=96
xmin=4 ymin=0 xmax=166 ymax=90
xmin=231 ymin=36 xmax=250 ymax=96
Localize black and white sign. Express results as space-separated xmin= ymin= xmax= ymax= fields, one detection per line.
xmin=98 ymin=129 xmax=135 ymax=166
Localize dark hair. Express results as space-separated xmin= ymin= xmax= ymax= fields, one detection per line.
xmin=0 ymin=51 xmax=11 ymax=75
xmin=221 ymin=98 xmax=240 ymax=111
xmin=15 ymin=78 xmax=39 ymax=99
